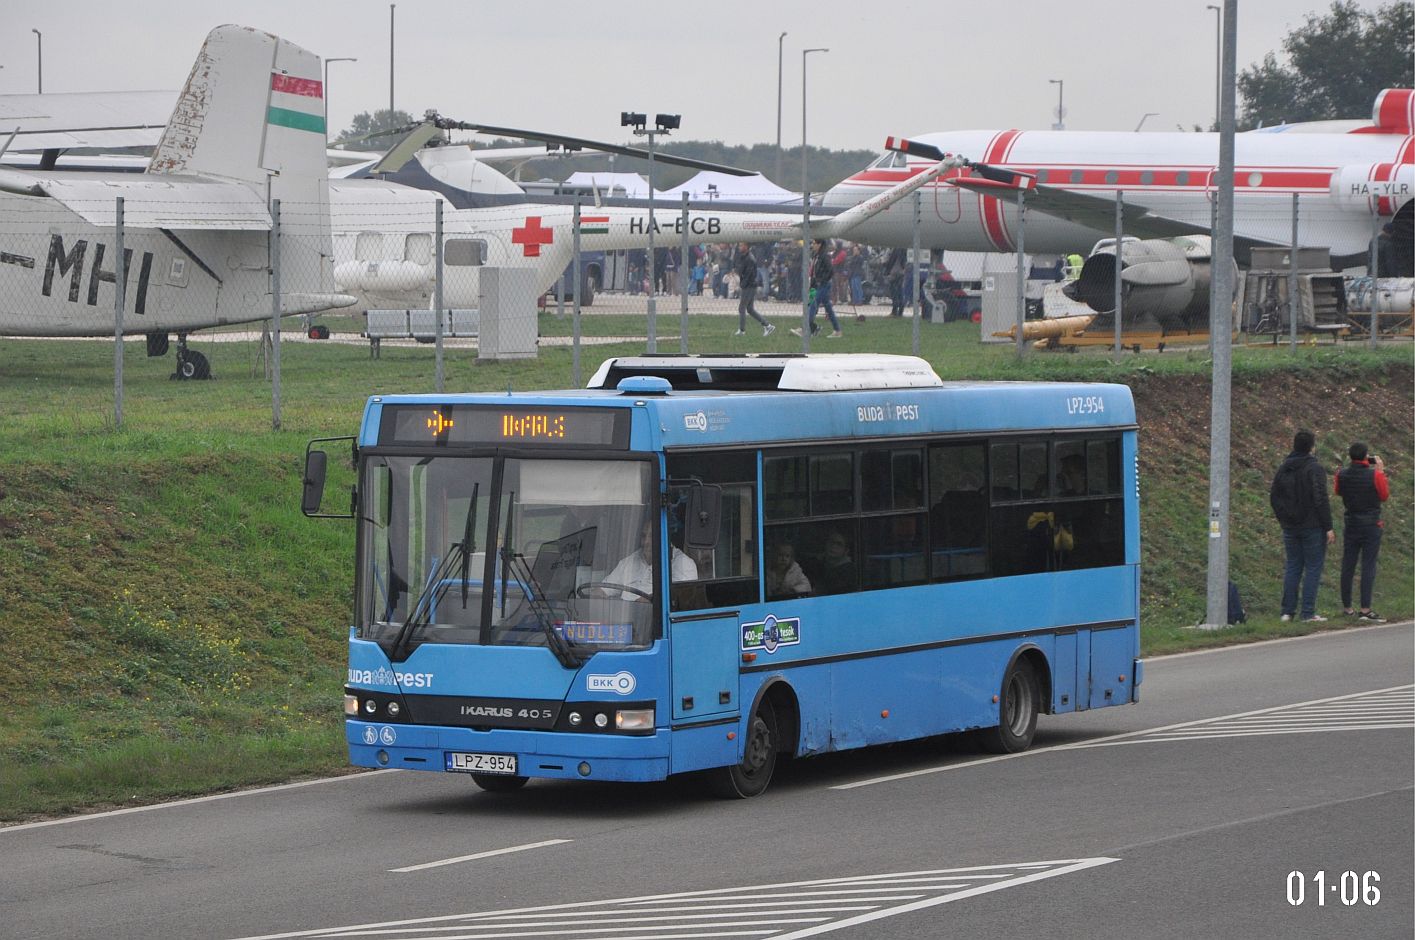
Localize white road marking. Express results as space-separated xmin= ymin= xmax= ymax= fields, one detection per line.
xmin=0 ymin=770 xmax=399 ymax=835
xmin=226 ymin=859 xmax=1118 ymax=940
xmin=833 ymin=684 xmax=1414 ymax=789
xmin=389 ymin=839 xmax=572 ymax=873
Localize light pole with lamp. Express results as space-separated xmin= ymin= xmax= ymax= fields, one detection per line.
xmin=800 ymin=48 xmax=828 ymax=194
xmin=775 ymin=32 xmax=787 ymax=184
xmin=322 ymin=57 xmax=357 ymax=136
xmin=1206 ymin=4 xmax=1221 ymax=129
xmin=389 ymin=4 xmax=396 ymax=115
xmin=623 ymin=111 xmax=679 ymax=353
xmin=32 ymin=29 xmax=41 ymax=94
xmin=1049 ymin=78 xmax=1064 ymax=130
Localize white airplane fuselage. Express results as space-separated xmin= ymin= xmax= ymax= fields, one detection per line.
xmin=823 ymin=127 xmax=1413 ymax=256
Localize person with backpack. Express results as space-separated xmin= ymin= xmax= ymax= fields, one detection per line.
xmin=1270 ymin=429 xmax=1335 ymax=622
xmin=1334 ymin=442 xmax=1390 ymax=623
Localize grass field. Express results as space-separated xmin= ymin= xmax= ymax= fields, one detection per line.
xmin=0 ymin=314 xmax=1409 ymax=821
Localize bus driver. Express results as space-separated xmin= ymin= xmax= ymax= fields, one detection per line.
xmin=603 ymin=523 xmax=698 ymax=600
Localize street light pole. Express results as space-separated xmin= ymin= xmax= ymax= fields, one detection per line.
xmin=31 ymin=29 xmax=41 ymax=94
xmin=1049 ymin=78 xmax=1064 ymax=130
xmin=624 ymin=113 xmax=679 ymax=354
xmin=1206 ymin=4 xmax=1221 ymax=130
xmin=801 ymin=48 xmax=828 ymax=195
xmin=389 ymin=4 xmax=396 ymax=115
xmin=776 ymin=32 xmax=787 ymax=184
xmin=322 ymin=57 xmax=357 ymax=136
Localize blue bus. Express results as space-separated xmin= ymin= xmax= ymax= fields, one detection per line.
xmin=302 ymin=354 xmax=1141 ymax=797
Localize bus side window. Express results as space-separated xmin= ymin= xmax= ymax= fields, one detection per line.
xmin=667 ymin=452 xmax=758 ymax=611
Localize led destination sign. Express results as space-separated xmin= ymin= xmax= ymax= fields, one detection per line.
xmin=378 ymin=405 xmax=629 ymax=448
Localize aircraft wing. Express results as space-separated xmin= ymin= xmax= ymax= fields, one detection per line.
xmin=0 ymin=168 xmax=270 ymax=229
xmin=0 ymin=90 xmax=174 ymax=151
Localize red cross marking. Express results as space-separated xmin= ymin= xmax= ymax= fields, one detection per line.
xmin=512 ymin=216 xmax=554 ymax=257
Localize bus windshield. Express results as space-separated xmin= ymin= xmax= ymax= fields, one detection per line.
xmin=358 ymin=455 xmax=655 ymax=658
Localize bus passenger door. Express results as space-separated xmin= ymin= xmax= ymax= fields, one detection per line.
xmin=669 ymin=612 xmax=741 ymax=721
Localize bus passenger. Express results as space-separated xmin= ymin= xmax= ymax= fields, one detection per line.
xmin=815 ymin=530 xmax=857 ymax=595
xmin=604 ymin=524 xmax=697 ymax=600
xmin=766 ymin=542 xmax=812 ymax=600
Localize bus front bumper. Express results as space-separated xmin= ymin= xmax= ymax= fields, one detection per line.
xmin=346 ymin=720 xmax=671 ymax=782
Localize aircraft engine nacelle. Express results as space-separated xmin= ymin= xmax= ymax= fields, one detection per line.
xmin=1329 ymin=163 xmax=1414 ymax=215
xmin=332 ymin=259 xmax=429 ymax=293
xmin=1063 ymin=236 xmax=1232 ymax=331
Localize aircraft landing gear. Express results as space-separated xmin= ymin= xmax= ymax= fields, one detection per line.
xmin=170 ymin=334 xmax=211 ymax=381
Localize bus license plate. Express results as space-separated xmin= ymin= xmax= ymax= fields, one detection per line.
xmin=446 ymin=752 xmax=518 ymax=775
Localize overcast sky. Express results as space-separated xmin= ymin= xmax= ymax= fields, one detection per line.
xmin=0 ymin=0 xmax=1382 ymax=152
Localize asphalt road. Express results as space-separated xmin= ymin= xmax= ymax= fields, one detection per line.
xmin=2 ymin=624 xmax=1410 ymax=940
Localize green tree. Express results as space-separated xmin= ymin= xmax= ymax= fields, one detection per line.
xmin=1238 ymin=1 xmax=1413 ymax=128
xmin=333 ymin=109 xmax=417 ymax=151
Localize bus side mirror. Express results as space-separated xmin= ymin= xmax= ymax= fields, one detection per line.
xmin=301 ymin=449 xmax=328 ymax=516
xmin=301 ymin=436 xmax=357 ymax=519
xmin=683 ymin=484 xmax=721 ymax=551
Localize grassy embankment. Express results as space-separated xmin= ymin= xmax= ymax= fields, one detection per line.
xmin=0 ymin=314 xmax=1409 ymax=821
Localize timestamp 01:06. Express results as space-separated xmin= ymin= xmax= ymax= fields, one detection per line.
xmin=1286 ymin=870 xmax=1380 ymax=906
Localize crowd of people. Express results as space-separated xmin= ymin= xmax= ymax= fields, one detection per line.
xmin=617 ymin=240 xmax=976 ymax=322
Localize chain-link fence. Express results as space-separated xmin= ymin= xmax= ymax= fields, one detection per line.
xmin=1 ymin=181 xmax=1409 ymax=428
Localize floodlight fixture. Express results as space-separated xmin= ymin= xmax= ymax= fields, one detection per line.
xmin=621 ymin=111 xmax=646 ymax=129
xmin=655 ymin=113 xmax=681 ymax=132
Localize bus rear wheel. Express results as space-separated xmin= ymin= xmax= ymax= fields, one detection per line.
xmin=471 ymin=773 xmax=528 ymax=792
xmin=709 ymin=699 xmax=778 ymax=799
xmin=976 ymin=658 xmax=1039 ymax=754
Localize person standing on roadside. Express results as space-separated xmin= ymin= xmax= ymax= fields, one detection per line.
xmin=1335 ymin=442 xmax=1390 ymax=622
xmin=732 ymin=243 xmax=774 ymax=337
xmin=1270 ymin=429 xmax=1335 ymax=622
xmin=791 ymin=239 xmax=843 ymax=338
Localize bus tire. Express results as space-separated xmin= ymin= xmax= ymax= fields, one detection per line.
xmin=471 ymin=773 xmax=529 ymax=792
xmin=709 ymin=699 xmax=778 ymax=799
xmin=977 ymin=657 xmax=1039 ymax=754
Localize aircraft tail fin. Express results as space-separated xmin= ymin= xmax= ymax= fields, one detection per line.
xmin=149 ymin=24 xmax=328 ymax=208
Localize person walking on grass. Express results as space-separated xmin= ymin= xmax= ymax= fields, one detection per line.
xmin=791 ymin=239 xmax=843 ymax=338
xmin=1335 ymin=441 xmax=1390 ymax=623
xmin=732 ymin=243 xmax=774 ymax=337
xmin=1270 ymin=429 xmax=1335 ymax=622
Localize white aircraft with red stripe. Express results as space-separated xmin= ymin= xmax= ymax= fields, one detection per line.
xmin=0 ymin=25 xmax=350 ymax=378
xmin=822 ymin=90 xmax=1412 ymax=330
xmin=824 ymin=88 xmax=1413 ymax=263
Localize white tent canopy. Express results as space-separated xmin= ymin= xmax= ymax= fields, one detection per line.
xmin=655 ymin=170 xmax=797 ymax=204
xmin=562 ymin=171 xmax=649 ymax=198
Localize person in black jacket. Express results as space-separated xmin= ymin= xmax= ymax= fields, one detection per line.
xmin=1334 ymin=442 xmax=1390 ymax=622
xmin=732 ymin=243 xmax=774 ymax=337
xmin=1272 ymin=429 xmax=1335 ymax=622
xmin=791 ymin=240 xmax=843 ymax=338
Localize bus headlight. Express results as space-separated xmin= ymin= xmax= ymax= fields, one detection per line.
xmin=344 ymin=695 xmax=359 ymax=716
xmin=615 ymin=708 xmax=654 ymax=731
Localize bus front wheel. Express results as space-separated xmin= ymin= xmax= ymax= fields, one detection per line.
xmin=471 ymin=773 xmax=529 ymax=792
xmin=977 ymin=658 xmax=1039 ymax=754
xmin=709 ymin=699 xmax=778 ymax=799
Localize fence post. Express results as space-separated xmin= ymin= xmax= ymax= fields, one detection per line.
xmin=1368 ymin=208 xmax=1380 ymax=347
xmin=1289 ymin=192 xmax=1299 ymax=351
xmin=800 ymin=195 xmax=811 ymax=354
xmin=912 ymin=190 xmax=921 ymax=356
xmin=1015 ymin=189 xmax=1026 ymax=361
xmin=572 ymin=196 xmax=583 ymax=388
xmin=680 ymin=191 xmax=690 ymax=354
xmin=1113 ymin=190 xmax=1124 ymax=358
xmin=270 ymin=198 xmax=281 ymax=432
xmin=434 ymin=198 xmax=444 ymax=393
xmin=113 ymin=196 xmax=125 ymax=429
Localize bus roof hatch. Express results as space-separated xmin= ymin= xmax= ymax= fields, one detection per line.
xmin=587 ymin=354 xmax=943 ymax=392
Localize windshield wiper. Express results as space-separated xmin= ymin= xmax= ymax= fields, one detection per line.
xmin=390 ymin=491 xmax=480 ymax=661
xmin=506 ymin=550 xmax=583 ymax=669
